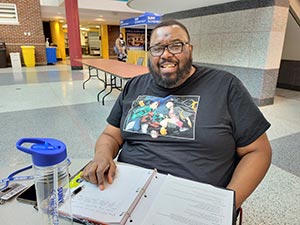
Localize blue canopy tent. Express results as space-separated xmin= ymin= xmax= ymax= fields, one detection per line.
xmin=120 ymin=12 xmax=161 ymax=50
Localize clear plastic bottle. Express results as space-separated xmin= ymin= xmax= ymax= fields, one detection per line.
xmin=46 ymin=38 xmax=50 ymax=47
xmin=16 ymin=138 xmax=73 ymax=225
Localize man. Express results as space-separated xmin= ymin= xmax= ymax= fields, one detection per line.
xmin=81 ymin=20 xmax=272 ymax=209
xmin=115 ymin=33 xmax=127 ymax=62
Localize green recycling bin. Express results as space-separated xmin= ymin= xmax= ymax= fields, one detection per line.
xmin=21 ymin=46 xmax=35 ymax=67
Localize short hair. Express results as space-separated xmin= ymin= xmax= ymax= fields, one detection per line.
xmin=150 ymin=20 xmax=190 ymax=42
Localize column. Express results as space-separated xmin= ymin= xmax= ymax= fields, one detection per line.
xmin=101 ymin=25 xmax=109 ymax=59
xmin=65 ymin=0 xmax=82 ymax=70
xmin=50 ymin=21 xmax=66 ymax=60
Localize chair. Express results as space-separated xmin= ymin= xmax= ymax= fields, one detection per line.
xmin=137 ymin=57 xmax=144 ymax=65
xmin=237 ymin=207 xmax=243 ymax=225
xmin=234 ymin=158 xmax=243 ymax=225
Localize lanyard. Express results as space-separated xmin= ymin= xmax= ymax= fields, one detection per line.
xmin=0 ymin=159 xmax=71 ymax=191
xmin=0 ymin=165 xmax=33 ymax=191
xmin=0 ymin=175 xmax=34 ymax=184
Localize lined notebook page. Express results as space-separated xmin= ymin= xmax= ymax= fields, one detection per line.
xmin=142 ymin=175 xmax=234 ymax=225
xmin=67 ymin=164 xmax=154 ymax=224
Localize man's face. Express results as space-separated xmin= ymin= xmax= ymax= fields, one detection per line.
xmin=148 ymin=25 xmax=193 ymax=88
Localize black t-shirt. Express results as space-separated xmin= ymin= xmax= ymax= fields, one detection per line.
xmin=107 ymin=65 xmax=270 ymax=187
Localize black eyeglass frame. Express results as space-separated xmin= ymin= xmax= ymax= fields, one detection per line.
xmin=148 ymin=41 xmax=190 ymax=57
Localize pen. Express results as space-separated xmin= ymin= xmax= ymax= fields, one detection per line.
xmin=72 ymin=185 xmax=84 ymax=196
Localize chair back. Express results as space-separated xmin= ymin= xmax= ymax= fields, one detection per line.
xmin=137 ymin=57 xmax=144 ymax=65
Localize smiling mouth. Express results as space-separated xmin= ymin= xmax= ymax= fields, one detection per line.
xmin=160 ymin=63 xmax=177 ymax=68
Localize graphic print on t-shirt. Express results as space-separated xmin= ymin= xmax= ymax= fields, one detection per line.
xmin=123 ymin=95 xmax=200 ymax=139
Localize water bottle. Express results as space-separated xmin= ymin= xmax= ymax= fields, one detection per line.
xmin=46 ymin=38 xmax=50 ymax=47
xmin=16 ymin=138 xmax=73 ymax=225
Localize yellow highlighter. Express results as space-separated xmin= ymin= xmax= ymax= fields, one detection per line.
xmin=69 ymin=171 xmax=83 ymax=188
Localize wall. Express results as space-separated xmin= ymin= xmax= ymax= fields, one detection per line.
xmin=290 ymin=0 xmax=300 ymax=20
xmin=164 ymin=0 xmax=289 ymax=106
xmin=281 ymin=12 xmax=300 ymax=61
xmin=277 ymin=7 xmax=300 ymax=91
xmin=0 ymin=0 xmax=46 ymax=66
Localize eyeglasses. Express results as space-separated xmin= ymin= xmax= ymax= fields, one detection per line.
xmin=149 ymin=42 xmax=190 ymax=57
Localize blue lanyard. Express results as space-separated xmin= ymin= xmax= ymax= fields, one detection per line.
xmin=0 ymin=159 xmax=71 ymax=191
xmin=0 ymin=165 xmax=33 ymax=191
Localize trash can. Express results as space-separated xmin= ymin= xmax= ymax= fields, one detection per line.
xmin=10 ymin=52 xmax=22 ymax=69
xmin=46 ymin=47 xmax=57 ymax=64
xmin=0 ymin=42 xmax=8 ymax=68
xmin=21 ymin=46 xmax=35 ymax=67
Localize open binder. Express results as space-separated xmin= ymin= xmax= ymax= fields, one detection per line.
xmin=60 ymin=163 xmax=235 ymax=225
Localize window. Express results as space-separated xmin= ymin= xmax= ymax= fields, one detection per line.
xmin=0 ymin=3 xmax=19 ymax=25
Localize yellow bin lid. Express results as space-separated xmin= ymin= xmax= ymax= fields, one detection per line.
xmin=21 ymin=46 xmax=35 ymax=48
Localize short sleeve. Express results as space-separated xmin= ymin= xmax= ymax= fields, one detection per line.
xmin=228 ymin=77 xmax=271 ymax=147
xmin=107 ymin=93 xmax=123 ymax=128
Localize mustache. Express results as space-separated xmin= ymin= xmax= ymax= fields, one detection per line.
xmin=158 ymin=58 xmax=179 ymax=66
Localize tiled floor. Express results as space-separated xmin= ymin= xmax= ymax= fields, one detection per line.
xmin=0 ymin=63 xmax=299 ymax=224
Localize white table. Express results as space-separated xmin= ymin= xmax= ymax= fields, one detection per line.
xmin=0 ymin=159 xmax=166 ymax=225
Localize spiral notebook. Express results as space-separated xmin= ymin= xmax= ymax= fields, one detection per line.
xmin=60 ymin=163 xmax=235 ymax=225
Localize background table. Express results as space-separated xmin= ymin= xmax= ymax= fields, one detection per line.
xmin=76 ymin=59 xmax=149 ymax=105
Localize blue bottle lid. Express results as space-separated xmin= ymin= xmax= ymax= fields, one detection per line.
xmin=16 ymin=138 xmax=67 ymax=167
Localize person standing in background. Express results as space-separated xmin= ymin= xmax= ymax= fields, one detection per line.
xmin=115 ymin=33 xmax=127 ymax=62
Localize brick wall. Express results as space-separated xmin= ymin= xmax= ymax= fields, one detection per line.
xmin=0 ymin=0 xmax=46 ymax=66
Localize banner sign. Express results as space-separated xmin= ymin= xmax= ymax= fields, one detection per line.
xmin=120 ymin=12 xmax=161 ymax=27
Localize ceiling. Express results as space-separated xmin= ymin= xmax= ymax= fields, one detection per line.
xmin=127 ymin=0 xmax=239 ymax=14
xmin=40 ymin=0 xmax=239 ymax=28
xmin=40 ymin=0 xmax=144 ymax=27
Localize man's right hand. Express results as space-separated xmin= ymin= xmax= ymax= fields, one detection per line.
xmin=80 ymin=124 xmax=123 ymax=190
xmin=81 ymin=156 xmax=117 ymax=190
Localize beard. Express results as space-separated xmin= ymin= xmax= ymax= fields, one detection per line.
xmin=148 ymin=55 xmax=193 ymax=89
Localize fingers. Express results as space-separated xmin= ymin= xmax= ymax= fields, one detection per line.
xmin=107 ymin=163 xmax=116 ymax=185
xmin=88 ymin=162 xmax=100 ymax=184
xmin=97 ymin=162 xmax=116 ymax=190
xmin=80 ymin=161 xmax=96 ymax=184
xmin=81 ymin=160 xmax=116 ymax=190
xmin=97 ymin=163 xmax=108 ymax=190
